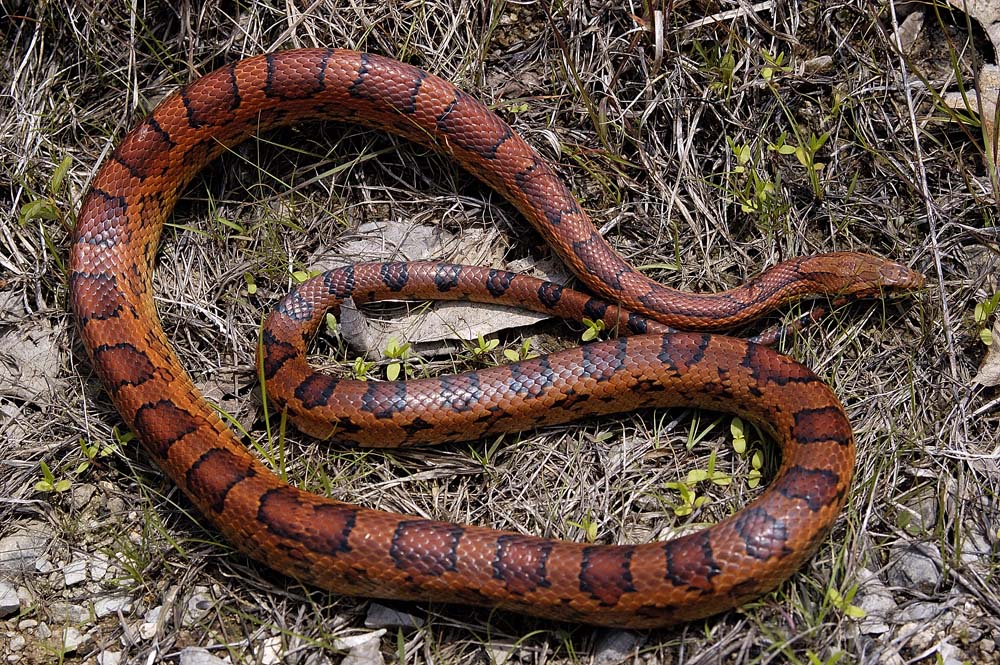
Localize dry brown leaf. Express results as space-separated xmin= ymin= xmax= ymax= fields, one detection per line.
xmin=972 ymin=322 xmax=1000 ymax=385
xmin=307 ymin=220 xmax=569 ymax=355
xmin=0 ymin=324 xmax=63 ymax=401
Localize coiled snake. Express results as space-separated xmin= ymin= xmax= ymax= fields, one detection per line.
xmin=69 ymin=49 xmax=923 ymax=628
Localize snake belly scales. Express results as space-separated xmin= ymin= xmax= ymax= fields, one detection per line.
xmin=69 ymin=49 xmax=923 ymax=628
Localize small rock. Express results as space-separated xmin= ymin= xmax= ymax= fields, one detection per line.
xmin=855 ymin=568 xmax=896 ymax=635
xmin=886 ymin=541 xmax=941 ymax=593
xmin=15 ymin=587 xmax=32 ymax=606
xmin=894 ymin=601 xmax=940 ymax=623
xmin=261 ymin=636 xmax=282 ymax=665
xmin=982 ymin=639 xmax=995 ymax=653
xmin=179 ymin=647 xmax=228 ymax=665
xmin=184 ymin=588 xmax=212 ymax=625
xmin=16 ymin=619 xmax=36 ymax=630
xmin=0 ymin=527 xmax=49 ymax=574
xmin=138 ymin=599 xmax=168 ymax=639
xmin=594 ymin=630 xmax=645 ymax=664
xmin=70 ymin=484 xmax=97 ymax=511
xmin=138 ymin=621 xmax=157 ymax=640
xmin=364 ymin=604 xmax=423 ymax=629
xmin=959 ymin=625 xmax=983 ymax=644
xmin=97 ymin=651 xmax=122 ymax=665
xmin=895 ymin=9 xmax=924 ymax=52
xmin=485 ymin=643 xmax=515 ymax=665
xmin=878 ymin=650 xmax=905 ymax=665
xmin=332 ymin=631 xmax=386 ymax=651
xmin=48 ymin=602 xmax=87 ymax=624
xmin=62 ymin=559 xmax=88 ymax=586
xmin=35 ymin=622 xmax=51 ymax=639
xmin=938 ymin=640 xmax=965 ymax=665
xmin=898 ymin=486 xmax=938 ymax=536
xmin=901 ymin=621 xmax=940 ymax=653
xmin=802 ymin=55 xmax=834 ymax=74
xmin=144 ymin=604 xmax=163 ymax=624
xmin=89 ymin=553 xmax=110 ymax=581
xmin=59 ymin=626 xmax=87 ymax=652
xmin=106 ymin=496 xmax=126 ymax=517
xmin=341 ymin=635 xmax=384 ymax=665
xmin=94 ymin=595 xmax=132 ymax=618
xmin=960 ymin=527 xmax=992 ymax=565
xmin=34 ymin=557 xmax=53 ymax=574
xmin=0 ymin=582 xmax=19 ymax=618
xmin=8 ymin=634 xmax=24 ymax=651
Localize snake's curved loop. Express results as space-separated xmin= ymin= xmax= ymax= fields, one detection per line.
xmin=70 ymin=50 xmax=921 ymax=627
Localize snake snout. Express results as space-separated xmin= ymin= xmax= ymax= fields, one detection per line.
xmin=819 ymin=253 xmax=925 ymax=297
xmin=878 ymin=260 xmax=926 ymax=292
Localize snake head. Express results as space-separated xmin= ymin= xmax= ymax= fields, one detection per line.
xmin=804 ymin=252 xmax=925 ymax=300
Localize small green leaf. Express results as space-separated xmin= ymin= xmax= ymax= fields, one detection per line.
xmin=54 ymin=479 xmax=71 ymax=492
xmin=386 ymin=362 xmax=401 ymax=381
xmin=590 ymin=431 xmax=613 ymax=445
xmin=19 ymin=199 xmax=60 ymax=225
xmin=503 ymin=349 xmax=520 ymax=362
xmin=981 ymin=328 xmax=993 ymax=346
xmin=292 ymin=270 xmax=310 ymax=283
xmin=731 ymin=417 xmax=746 ymax=454
xmin=736 ymin=144 xmax=750 ymax=164
xmin=352 ymin=356 xmax=374 ymax=379
xmin=705 ymin=450 xmax=717 ymax=474
xmin=688 ymin=469 xmax=709 ymax=483
xmin=113 ymin=427 xmax=136 ymax=446
xmin=580 ymin=318 xmax=605 ymax=342
xmin=844 ymin=604 xmax=867 ymax=619
xmin=472 ymin=334 xmax=499 ymax=355
xmin=51 ymin=155 xmax=73 ymax=194
xmin=711 ymin=474 xmax=732 ymax=487
xmin=826 ymin=587 xmax=867 ymax=619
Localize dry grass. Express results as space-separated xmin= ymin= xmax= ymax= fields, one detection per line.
xmin=1 ymin=0 xmax=998 ymax=663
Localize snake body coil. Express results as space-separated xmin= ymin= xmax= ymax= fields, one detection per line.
xmin=70 ymin=50 xmax=922 ymax=628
